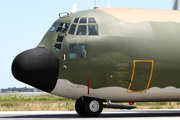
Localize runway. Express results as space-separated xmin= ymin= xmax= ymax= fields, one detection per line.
xmin=0 ymin=109 xmax=180 ymax=120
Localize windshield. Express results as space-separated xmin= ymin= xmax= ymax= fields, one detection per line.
xmin=68 ymin=17 xmax=99 ymax=36
xmin=48 ymin=22 xmax=59 ymax=32
xmin=56 ymin=23 xmax=69 ymax=33
xmin=48 ymin=22 xmax=69 ymax=33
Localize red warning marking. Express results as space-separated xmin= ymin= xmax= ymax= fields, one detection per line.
xmin=87 ymin=78 xmax=89 ymax=95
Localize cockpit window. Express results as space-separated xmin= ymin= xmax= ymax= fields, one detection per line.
xmin=88 ymin=18 xmax=96 ymax=23
xmin=53 ymin=36 xmax=64 ymax=51
xmin=68 ymin=24 xmax=76 ymax=35
xmin=48 ymin=22 xmax=59 ymax=32
xmin=76 ymin=25 xmax=87 ymax=35
xmin=56 ymin=23 xmax=69 ymax=33
xmin=54 ymin=44 xmax=61 ymax=50
xmin=68 ymin=17 xmax=98 ymax=36
xmin=79 ymin=18 xmax=87 ymax=23
xmin=56 ymin=36 xmax=64 ymax=42
xmin=69 ymin=44 xmax=76 ymax=59
xmin=69 ymin=44 xmax=87 ymax=59
xmin=78 ymin=44 xmax=87 ymax=58
xmin=74 ymin=18 xmax=79 ymax=23
xmin=88 ymin=25 xmax=98 ymax=35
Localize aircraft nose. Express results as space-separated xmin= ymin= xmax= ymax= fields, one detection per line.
xmin=11 ymin=47 xmax=59 ymax=92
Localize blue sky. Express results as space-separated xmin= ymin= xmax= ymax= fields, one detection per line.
xmin=0 ymin=0 xmax=177 ymax=88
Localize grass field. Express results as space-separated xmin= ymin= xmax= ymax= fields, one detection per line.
xmin=0 ymin=94 xmax=180 ymax=111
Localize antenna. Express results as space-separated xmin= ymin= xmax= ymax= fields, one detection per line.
xmin=173 ymin=0 xmax=178 ymax=10
xmin=94 ymin=0 xmax=96 ymax=7
xmin=94 ymin=0 xmax=98 ymax=9
xmin=108 ymin=2 xmax=110 ymax=8
xmin=71 ymin=3 xmax=77 ymax=13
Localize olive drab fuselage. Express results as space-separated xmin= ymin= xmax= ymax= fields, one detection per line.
xmin=13 ymin=8 xmax=180 ymax=102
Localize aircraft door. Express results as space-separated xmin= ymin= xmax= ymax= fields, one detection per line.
xmin=127 ymin=60 xmax=154 ymax=93
xmin=59 ymin=43 xmax=88 ymax=84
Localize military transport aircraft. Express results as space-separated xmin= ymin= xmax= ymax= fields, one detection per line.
xmin=12 ymin=0 xmax=180 ymax=117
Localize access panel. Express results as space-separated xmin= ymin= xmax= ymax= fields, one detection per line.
xmin=127 ymin=60 xmax=154 ymax=93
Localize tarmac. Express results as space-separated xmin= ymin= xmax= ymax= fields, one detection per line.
xmin=0 ymin=109 xmax=180 ymax=120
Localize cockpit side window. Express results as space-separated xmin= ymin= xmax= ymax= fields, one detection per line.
xmin=76 ymin=25 xmax=87 ymax=35
xmin=69 ymin=44 xmax=87 ymax=59
xmin=54 ymin=26 xmax=66 ymax=51
xmin=56 ymin=22 xmax=69 ymax=33
xmin=54 ymin=44 xmax=61 ymax=50
xmin=48 ymin=22 xmax=59 ymax=32
xmin=56 ymin=36 xmax=64 ymax=42
xmin=78 ymin=44 xmax=87 ymax=58
xmin=69 ymin=44 xmax=77 ymax=59
xmin=53 ymin=36 xmax=64 ymax=51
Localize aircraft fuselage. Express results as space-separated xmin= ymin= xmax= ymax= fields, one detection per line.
xmin=12 ymin=7 xmax=180 ymax=117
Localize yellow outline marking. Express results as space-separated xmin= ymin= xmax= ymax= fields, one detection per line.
xmin=126 ymin=60 xmax=154 ymax=93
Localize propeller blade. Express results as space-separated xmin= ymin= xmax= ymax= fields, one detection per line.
xmin=173 ymin=0 xmax=178 ymax=10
